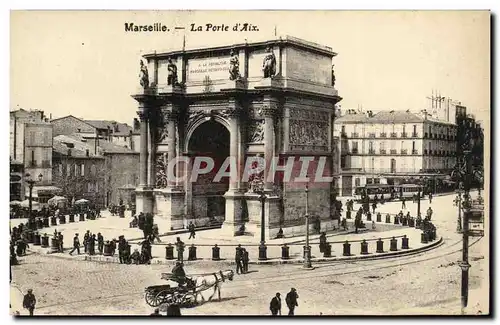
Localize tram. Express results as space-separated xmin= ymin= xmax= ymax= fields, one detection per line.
xmin=354 ymin=183 xmax=423 ymax=202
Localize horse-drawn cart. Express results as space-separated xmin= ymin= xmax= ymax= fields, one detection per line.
xmin=144 ymin=270 xmax=234 ymax=307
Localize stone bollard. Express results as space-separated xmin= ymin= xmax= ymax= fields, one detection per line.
xmin=59 ymin=215 xmax=66 ymax=225
xmin=26 ymin=230 xmax=34 ymax=243
xmin=323 ymin=243 xmax=332 ymax=258
xmin=79 ymin=213 xmax=85 ymax=222
xmin=421 ymin=231 xmax=428 ymax=244
xmin=402 ymin=235 xmax=409 ymax=249
xmin=385 ymin=215 xmax=391 ymax=223
xmin=212 ymin=244 xmax=221 ymax=261
xmin=50 ymin=216 xmax=57 ymax=226
xmin=394 ymin=216 xmax=399 ymax=225
xmin=43 ymin=218 xmax=50 ymax=228
xmin=69 ymin=214 xmax=75 ymax=223
xmin=376 ymin=238 xmax=384 ymax=253
xmin=402 ymin=218 xmax=407 ymax=226
xmin=281 ymin=244 xmax=290 ymax=260
xmin=34 ymin=232 xmax=41 ymax=246
xmin=103 ymin=242 xmax=112 ymax=256
xmin=343 ymin=241 xmax=351 ymax=256
xmin=188 ymin=244 xmax=197 ymax=261
xmin=360 ymin=240 xmax=369 ymax=255
xmin=376 ymin=214 xmax=382 ymax=223
xmin=390 ymin=237 xmax=398 ymax=251
xmin=165 ymin=244 xmax=175 ymax=260
xmin=41 ymin=234 xmax=49 ymax=247
xmin=50 ymin=237 xmax=59 ymax=253
xmin=259 ymin=243 xmax=268 ymax=261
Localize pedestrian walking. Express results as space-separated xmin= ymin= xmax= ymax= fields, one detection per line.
xmin=188 ymin=222 xmax=196 ymax=239
xmin=285 ymin=288 xmax=299 ymax=316
xmin=242 ymin=248 xmax=249 ymax=273
xmin=235 ymin=245 xmax=243 ymax=275
xmin=270 ymin=293 xmax=282 ymax=316
xmin=175 ymin=237 xmax=185 ymax=262
xmin=22 ymin=289 xmax=36 ymax=316
xmin=83 ymin=230 xmax=90 ymax=253
xmin=372 ymin=202 xmax=377 ymax=214
xmin=97 ymin=233 xmax=104 ymax=254
xmin=401 ymin=197 xmax=406 ymax=209
xmin=429 ymin=192 xmax=433 ymax=204
xmin=58 ymin=232 xmax=64 ymax=253
xmin=69 ymin=233 xmax=80 ymax=255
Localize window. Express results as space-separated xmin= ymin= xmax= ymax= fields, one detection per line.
xmin=428 ymin=142 xmax=432 ymax=151
xmin=58 ymin=164 xmax=63 ymax=176
xmin=402 ymin=124 xmax=406 ymax=134
xmin=413 ymin=125 xmax=417 ymax=135
xmin=369 ymin=141 xmax=374 ymax=151
xmin=380 ymin=141 xmax=385 ymax=150
xmin=91 ymin=164 xmax=97 ymax=176
xmin=352 ymin=141 xmax=358 ymax=152
xmin=81 ymin=164 xmax=85 ymax=176
xmin=428 ymin=125 xmax=432 ymax=135
xmin=412 ymin=141 xmax=416 ymax=152
xmin=355 ymin=178 xmax=360 ymax=187
xmin=66 ymin=163 xmax=71 ymax=176
xmin=95 ymin=182 xmax=99 ymax=192
xmin=341 ymin=125 xmax=345 ymax=134
xmin=74 ymin=164 xmax=79 ymax=176
xmin=31 ymin=150 xmax=35 ymax=167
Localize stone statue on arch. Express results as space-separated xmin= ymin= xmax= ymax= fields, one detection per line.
xmin=229 ymin=49 xmax=241 ymax=81
xmin=262 ymin=46 xmax=276 ymax=78
xmin=139 ymin=60 xmax=149 ymax=89
xmin=167 ymin=57 xmax=178 ymax=86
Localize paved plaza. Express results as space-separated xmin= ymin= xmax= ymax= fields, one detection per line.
xmin=10 ymin=191 xmax=488 ymax=315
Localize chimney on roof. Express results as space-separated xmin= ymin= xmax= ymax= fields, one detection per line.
xmin=366 ymin=110 xmax=374 ymax=118
xmin=112 ymin=122 xmax=119 ymax=133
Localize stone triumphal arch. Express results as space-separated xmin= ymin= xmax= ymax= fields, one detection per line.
xmin=132 ymin=36 xmax=342 ymax=240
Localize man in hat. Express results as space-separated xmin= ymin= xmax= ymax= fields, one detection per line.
xmin=285 ymin=288 xmax=299 ymax=316
xmin=175 ymin=237 xmax=185 ymax=263
xmin=97 ymin=232 xmax=104 ymax=255
xmin=83 ymin=230 xmax=90 ymax=253
xmin=69 ymin=233 xmax=80 ymax=255
xmin=171 ymin=261 xmax=187 ymax=286
xmin=242 ymin=248 xmax=249 ymax=274
xmin=22 ymin=289 xmax=36 ymax=316
xmin=57 ymin=232 xmax=64 ymax=253
xmin=188 ymin=221 xmax=196 ymax=239
xmin=235 ymin=244 xmax=243 ymax=275
xmin=270 ymin=292 xmax=282 ymax=316
xmin=130 ymin=249 xmax=141 ymax=265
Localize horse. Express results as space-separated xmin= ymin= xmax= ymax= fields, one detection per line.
xmin=192 ymin=269 xmax=234 ymax=303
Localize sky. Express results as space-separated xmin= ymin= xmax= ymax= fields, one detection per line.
xmin=10 ymin=10 xmax=490 ymax=125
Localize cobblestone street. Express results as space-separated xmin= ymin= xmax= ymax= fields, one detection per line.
xmin=10 ymin=192 xmax=488 ymax=315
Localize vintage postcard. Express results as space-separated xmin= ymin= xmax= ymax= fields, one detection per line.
xmin=9 ymin=10 xmax=489 ymax=316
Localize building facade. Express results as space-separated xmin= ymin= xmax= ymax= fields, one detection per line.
xmin=335 ymin=109 xmax=457 ymax=196
xmin=51 ymin=115 xmax=140 ymax=151
xmin=10 ymin=109 xmax=60 ymax=202
xmin=52 ymin=136 xmax=106 ymax=208
xmin=132 ymin=36 xmax=341 ymax=239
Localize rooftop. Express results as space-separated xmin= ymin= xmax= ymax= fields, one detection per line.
xmin=84 ymin=120 xmax=133 ymax=136
xmin=53 ymin=134 xmax=135 ymax=156
xmin=144 ymin=35 xmax=336 ymax=59
xmin=336 ymin=109 xmax=456 ymax=125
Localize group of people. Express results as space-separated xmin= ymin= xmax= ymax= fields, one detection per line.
xmin=129 ymin=212 xmax=161 ymax=242
xmin=235 ymin=244 xmax=250 ymax=274
xmin=269 ymin=288 xmax=300 ymax=316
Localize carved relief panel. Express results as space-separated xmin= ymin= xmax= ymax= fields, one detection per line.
xmin=155 ymin=153 xmax=168 ymax=188
xmin=288 ymin=107 xmax=330 ymax=151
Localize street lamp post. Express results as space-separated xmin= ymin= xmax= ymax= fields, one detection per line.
xmin=417 ymin=188 xmax=421 ymax=217
xmin=25 ymin=173 xmax=43 ymax=230
xmin=455 ymin=186 xmax=463 ymax=233
xmin=259 ymin=193 xmax=266 ymax=245
xmin=303 ymin=185 xmax=313 ymax=269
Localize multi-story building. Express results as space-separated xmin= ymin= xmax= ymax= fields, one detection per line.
xmin=50 ymin=115 xmax=140 ymax=151
xmin=52 ymin=134 xmax=140 ymax=207
xmin=10 ymin=109 xmax=61 ymax=203
xmin=334 ymin=109 xmax=458 ymax=196
xmin=10 ymin=159 xmax=24 ymax=201
xmin=52 ymin=135 xmax=106 ymax=208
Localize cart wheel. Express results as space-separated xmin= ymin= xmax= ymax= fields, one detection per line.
xmin=145 ymin=290 xmax=161 ymax=307
xmin=155 ymin=290 xmax=173 ymax=305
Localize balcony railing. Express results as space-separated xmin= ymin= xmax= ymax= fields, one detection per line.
xmin=412 ymin=133 xmax=418 ymax=137
xmin=401 ymin=149 xmax=408 ymax=155
xmin=351 ymin=133 xmax=359 ymax=138
xmin=368 ymin=149 xmax=376 ymax=154
xmin=368 ymin=133 xmax=376 ymax=138
xmin=379 ymin=149 xmax=387 ymax=154
xmin=390 ymin=132 xmax=397 ymax=138
xmin=380 ymin=132 xmax=387 ymax=138
xmin=390 ymin=149 xmax=397 ymax=154
xmin=412 ymin=150 xmax=418 ymax=154
xmin=351 ymin=148 xmax=358 ymax=154
xmin=401 ymin=133 xmax=407 ymax=138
